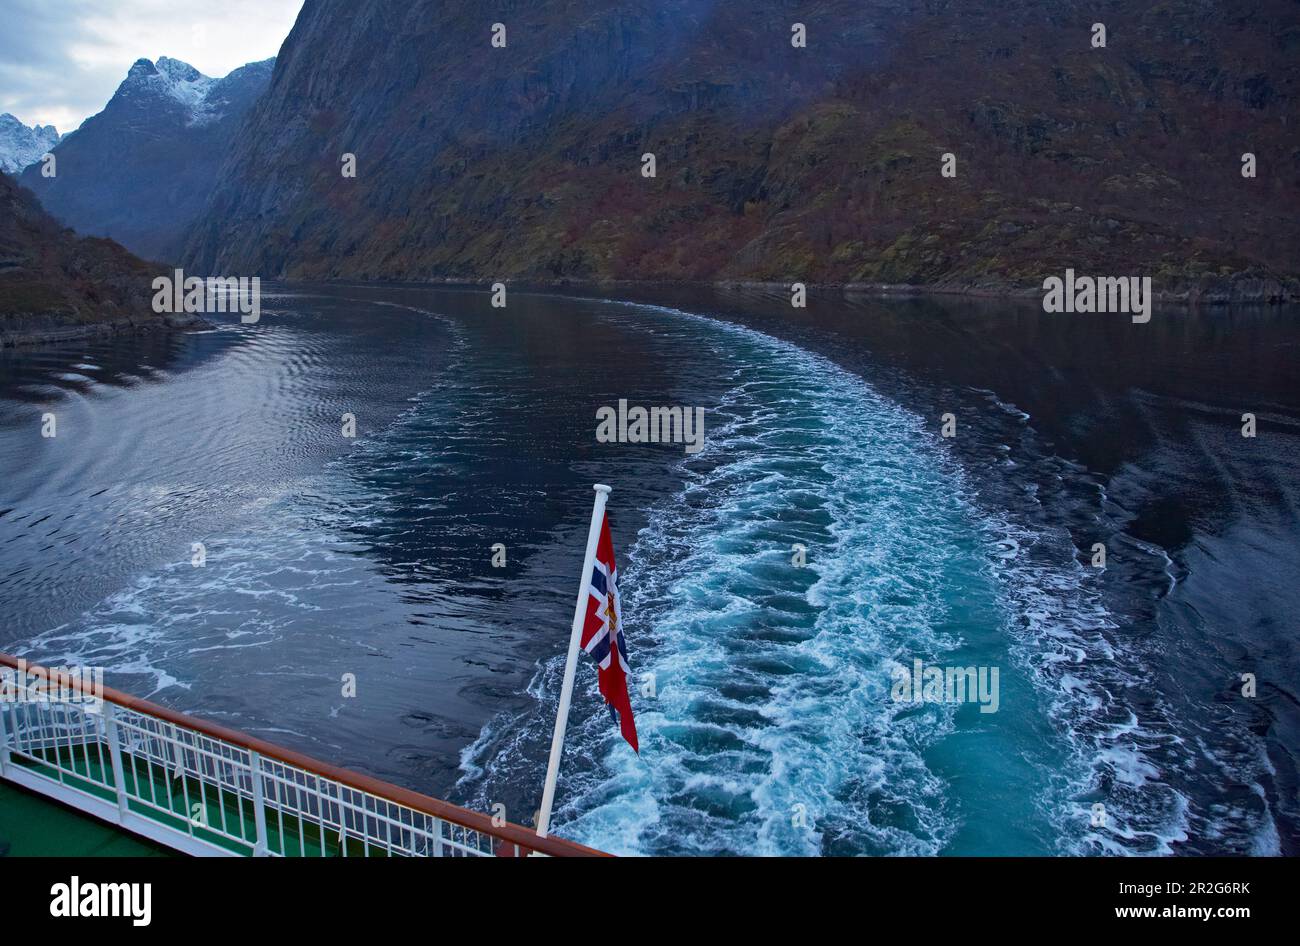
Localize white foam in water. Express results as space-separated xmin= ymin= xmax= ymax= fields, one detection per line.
xmin=459 ymin=300 xmax=1262 ymax=856
xmin=459 ymin=303 xmax=1028 ymax=854
xmin=20 ymin=474 xmax=388 ymax=698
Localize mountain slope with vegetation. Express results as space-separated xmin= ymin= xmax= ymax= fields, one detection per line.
xmin=0 ymin=173 xmax=191 ymax=347
xmin=185 ymin=0 xmax=1299 ymax=300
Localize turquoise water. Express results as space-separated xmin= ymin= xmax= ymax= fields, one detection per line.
xmin=534 ymin=305 xmax=1069 ymax=855
xmin=455 ymin=301 xmax=1224 ymax=856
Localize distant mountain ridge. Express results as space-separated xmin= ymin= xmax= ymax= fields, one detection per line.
xmin=0 ymin=114 xmax=59 ymax=174
xmin=183 ymin=0 xmax=1300 ymax=300
xmin=20 ymin=56 xmax=274 ymax=262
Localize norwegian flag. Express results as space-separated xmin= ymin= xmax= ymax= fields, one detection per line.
xmin=578 ymin=511 xmax=639 ymax=753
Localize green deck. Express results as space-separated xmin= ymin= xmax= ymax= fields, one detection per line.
xmin=3 ymin=743 xmax=384 ymax=857
xmin=0 ymin=780 xmax=172 ymax=857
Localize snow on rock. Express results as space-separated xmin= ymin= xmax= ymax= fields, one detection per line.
xmin=120 ymin=57 xmax=221 ymax=126
xmin=0 ymin=114 xmax=60 ymax=174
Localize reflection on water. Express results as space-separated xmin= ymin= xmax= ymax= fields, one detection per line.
xmin=1 ymin=284 xmax=1295 ymax=855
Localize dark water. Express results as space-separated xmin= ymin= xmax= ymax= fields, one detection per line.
xmin=0 ymin=284 xmax=1295 ymax=856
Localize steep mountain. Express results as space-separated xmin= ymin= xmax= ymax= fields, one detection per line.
xmin=185 ymin=1 xmax=1300 ymax=299
xmin=0 ymin=114 xmax=60 ymax=174
xmin=21 ymin=57 xmax=274 ymax=262
xmin=0 ymin=172 xmax=190 ymax=347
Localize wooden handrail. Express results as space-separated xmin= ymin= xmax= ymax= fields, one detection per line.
xmin=0 ymin=652 xmax=608 ymax=857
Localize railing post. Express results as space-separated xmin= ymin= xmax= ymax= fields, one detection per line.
xmin=102 ymin=703 xmax=130 ymax=820
xmin=0 ymin=701 xmax=11 ymax=776
xmin=431 ymin=817 xmax=443 ymax=857
xmin=249 ymin=750 xmax=269 ymax=856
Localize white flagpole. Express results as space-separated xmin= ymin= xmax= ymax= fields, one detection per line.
xmin=536 ymin=483 xmax=611 ymax=839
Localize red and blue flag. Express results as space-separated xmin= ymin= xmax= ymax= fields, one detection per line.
xmin=579 ymin=512 xmax=639 ymax=753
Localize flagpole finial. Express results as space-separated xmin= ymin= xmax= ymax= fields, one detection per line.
xmin=593 ymin=483 xmax=612 ymax=495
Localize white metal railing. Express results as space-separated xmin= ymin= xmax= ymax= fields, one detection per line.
xmin=0 ymin=656 xmax=601 ymax=857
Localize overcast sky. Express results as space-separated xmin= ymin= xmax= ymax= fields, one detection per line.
xmin=0 ymin=0 xmax=304 ymax=133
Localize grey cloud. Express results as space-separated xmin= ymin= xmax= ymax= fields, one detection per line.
xmin=0 ymin=0 xmax=300 ymax=130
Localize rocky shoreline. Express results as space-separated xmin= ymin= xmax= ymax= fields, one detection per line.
xmin=3 ymin=273 xmax=1290 ymax=356
xmin=717 ymin=275 xmax=1300 ymax=306
xmin=325 ymin=273 xmax=1300 ymax=307
xmin=0 ymin=312 xmax=209 ymax=350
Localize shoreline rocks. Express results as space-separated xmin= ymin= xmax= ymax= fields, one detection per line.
xmin=0 ymin=312 xmax=210 ymax=350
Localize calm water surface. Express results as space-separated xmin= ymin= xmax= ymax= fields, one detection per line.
xmin=0 ymin=284 xmax=1295 ymax=855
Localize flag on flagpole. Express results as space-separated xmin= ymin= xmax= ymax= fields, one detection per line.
xmin=536 ymin=484 xmax=636 ymax=839
xmin=578 ymin=510 xmax=638 ymax=753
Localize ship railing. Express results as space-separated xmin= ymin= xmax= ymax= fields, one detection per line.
xmin=0 ymin=653 xmax=605 ymax=857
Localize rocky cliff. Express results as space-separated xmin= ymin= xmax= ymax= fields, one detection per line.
xmin=21 ymin=57 xmax=274 ymax=262
xmin=185 ymin=0 xmax=1300 ymax=299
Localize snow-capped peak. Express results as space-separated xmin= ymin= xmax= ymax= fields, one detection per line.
xmin=0 ymin=113 xmax=60 ymax=174
xmin=156 ymin=56 xmax=204 ymax=83
xmin=121 ymin=57 xmax=219 ymax=127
